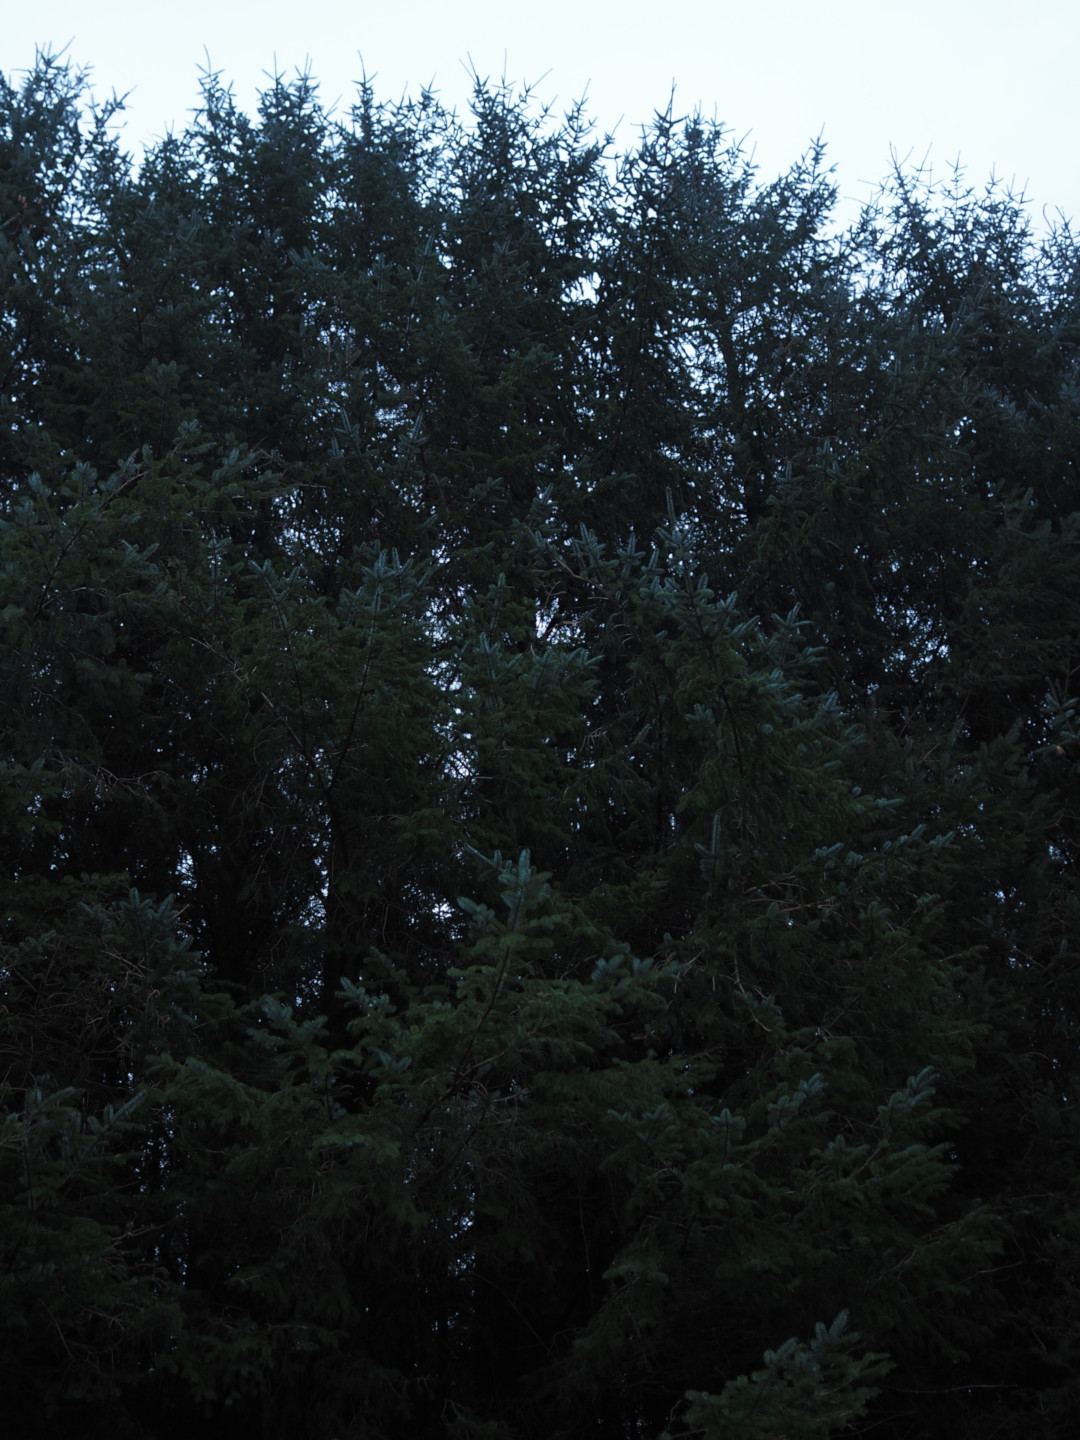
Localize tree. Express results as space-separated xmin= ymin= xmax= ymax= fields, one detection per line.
xmin=2 ymin=51 xmax=1078 ymax=1439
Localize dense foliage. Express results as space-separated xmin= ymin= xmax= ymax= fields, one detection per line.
xmin=2 ymin=52 xmax=1079 ymax=1440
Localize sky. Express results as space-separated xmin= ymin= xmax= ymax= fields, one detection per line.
xmin=4 ymin=1 xmax=1078 ymax=230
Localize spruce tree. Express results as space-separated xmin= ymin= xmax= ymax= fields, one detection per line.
xmin=2 ymin=51 xmax=1078 ymax=1439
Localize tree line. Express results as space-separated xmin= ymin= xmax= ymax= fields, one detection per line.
xmin=1 ymin=51 xmax=1078 ymax=1439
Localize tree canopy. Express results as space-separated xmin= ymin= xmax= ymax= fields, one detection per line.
xmin=2 ymin=52 xmax=1079 ymax=1440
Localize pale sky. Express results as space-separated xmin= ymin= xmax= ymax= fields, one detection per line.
xmin=5 ymin=0 xmax=1078 ymax=229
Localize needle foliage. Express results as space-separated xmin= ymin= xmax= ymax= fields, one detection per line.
xmin=2 ymin=52 xmax=1078 ymax=1440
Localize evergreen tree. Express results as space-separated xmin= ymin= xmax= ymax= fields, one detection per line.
xmin=2 ymin=51 xmax=1078 ymax=1439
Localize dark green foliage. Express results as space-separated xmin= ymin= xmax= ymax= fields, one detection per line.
xmin=2 ymin=50 xmax=1078 ymax=1439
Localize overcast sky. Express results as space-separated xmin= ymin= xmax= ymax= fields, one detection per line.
xmin=5 ymin=1 xmax=1077 ymax=228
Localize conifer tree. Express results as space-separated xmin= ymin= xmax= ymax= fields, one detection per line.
xmin=2 ymin=51 xmax=1078 ymax=1439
